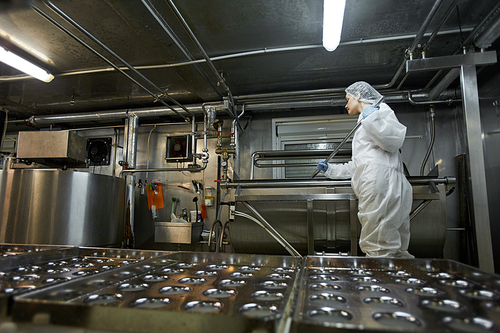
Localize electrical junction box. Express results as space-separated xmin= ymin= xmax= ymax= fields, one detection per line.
xmin=165 ymin=134 xmax=193 ymax=162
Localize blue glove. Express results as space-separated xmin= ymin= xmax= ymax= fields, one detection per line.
xmin=362 ymin=105 xmax=379 ymax=118
xmin=317 ymin=160 xmax=329 ymax=172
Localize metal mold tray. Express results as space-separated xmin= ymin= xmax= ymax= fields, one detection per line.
xmin=292 ymin=257 xmax=500 ymax=333
xmin=0 ymin=244 xmax=164 ymax=315
xmin=13 ymin=252 xmax=302 ymax=333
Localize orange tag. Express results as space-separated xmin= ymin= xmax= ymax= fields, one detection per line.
xmin=146 ymin=183 xmax=164 ymax=210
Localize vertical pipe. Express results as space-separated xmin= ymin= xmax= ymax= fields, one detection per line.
xmin=459 ymin=65 xmax=494 ymax=272
xmin=191 ymin=115 xmax=196 ymax=164
xmin=124 ymin=114 xmax=139 ymax=247
xmin=127 ymin=114 xmax=139 ymax=169
xmin=307 ymin=199 xmax=314 ymax=255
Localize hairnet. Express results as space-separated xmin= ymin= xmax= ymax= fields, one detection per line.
xmin=345 ymin=81 xmax=383 ymax=104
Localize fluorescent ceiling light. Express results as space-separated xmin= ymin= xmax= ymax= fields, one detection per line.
xmin=323 ymin=0 xmax=346 ymax=52
xmin=0 ymin=46 xmax=54 ymax=82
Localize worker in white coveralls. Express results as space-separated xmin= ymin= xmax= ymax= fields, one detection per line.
xmin=317 ymin=81 xmax=414 ymax=258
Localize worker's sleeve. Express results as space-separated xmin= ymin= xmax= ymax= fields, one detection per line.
xmin=362 ymin=105 xmax=406 ymax=153
xmin=324 ymin=160 xmax=354 ymax=179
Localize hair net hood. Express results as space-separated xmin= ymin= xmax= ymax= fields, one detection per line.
xmin=345 ymin=81 xmax=383 ymax=104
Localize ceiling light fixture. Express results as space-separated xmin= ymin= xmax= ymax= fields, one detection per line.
xmin=323 ymin=0 xmax=346 ymax=52
xmin=0 ymin=46 xmax=54 ymax=82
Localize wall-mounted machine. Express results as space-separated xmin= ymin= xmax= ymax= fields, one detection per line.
xmin=17 ymin=130 xmax=87 ymax=168
xmin=86 ymin=137 xmax=112 ymax=166
xmin=165 ymin=134 xmax=193 ymax=162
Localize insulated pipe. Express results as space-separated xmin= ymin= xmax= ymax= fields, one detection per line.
xmin=124 ymin=114 xmax=138 ymax=247
xmin=21 ymin=90 xmax=460 ymax=128
xmin=126 ymin=114 xmax=139 ymax=169
xmin=191 ymin=115 xmax=197 ymax=165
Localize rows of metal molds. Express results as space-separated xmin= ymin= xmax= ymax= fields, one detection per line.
xmin=1 ymin=244 xmax=499 ymax=333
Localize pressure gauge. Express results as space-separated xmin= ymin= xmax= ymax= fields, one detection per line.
xmin=221 ymin=161 xmax=227 ymax=167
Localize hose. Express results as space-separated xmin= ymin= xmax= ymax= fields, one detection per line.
xmin=234 ymin=210 xmax=302 ymax=257
xmin=420 ymin=107 xmax=436 ymax=176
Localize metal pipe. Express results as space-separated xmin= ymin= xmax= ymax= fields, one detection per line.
xmin=221 ymin=177 xmax=455 ymax=189
xmin=241 ymin=202 xmax=302 ymax=257
xmin=141 ymin=0 xmax=223 ymax=99
xmin=165 ymin=0 xmax=237 ymax=119
xmin=120 ymin=165 xmax=207 ymax=178
xmin=0 ymin=29 xmax=470 ymax=84
xmin=124 ymin=115 xmax=138 ymax=247
xmin=423 ymin=0 xmax=460 ymax=53
xmin=420 ymin=108 xmax=436 ymax=176
xmin=21 ymin=90 xmax=459 ymax=128
xmin=424 ymin=2 xmax=500 ymax=91
xmin=42 ymin=1 xmax=193 ymax=121
xmin=410 ymin=0 xmax=446 ymax=53
xmin=165 ymin=0 xmax=244 ymax=132
xmin=395 ymin=0 xmax=447 ymax=89
xmin=126 ymin=114 xmax=139 ymax=169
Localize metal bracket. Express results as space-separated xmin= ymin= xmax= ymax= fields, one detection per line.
xmin=406 ymin=51 xmax=497 ymax=72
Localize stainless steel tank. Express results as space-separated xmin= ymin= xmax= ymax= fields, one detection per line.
xmin=229 ymin=181 xmax=448 ymax=258
xmin=0 ymin=169 xmax=125 ymax=246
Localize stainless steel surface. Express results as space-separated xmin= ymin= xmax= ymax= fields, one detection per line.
xmin=460 ymin=65 xmax=494 ymax=272
xmin=0 ymin=244 xmax=162 ymax=316
xmin=406 ymin=51 xmax=497 ymax=72
xmin=240 ymin=201 xmax=302 ymax=258
xmin=154 ymin=222 xmax=203 ymax=244
xmin=13 ymin=252 xmax=302 ymax=333
xmin=0 ymin=170 xmax=126 ymax=247
xmin=1 ymin=249 xmax=498 ymax=333
xmin=293 ymin=256 xmax=500 ymax=332
xmin=16 ymin=131 xmax=87 ymax=167
xmin=230 ymin=184 xmax=447 ymax=258
xmin=407 ymin=52 xmax=496 ymax=272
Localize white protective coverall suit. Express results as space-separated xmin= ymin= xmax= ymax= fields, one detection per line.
xmin=324 ymin=102 xmax=414 ymax=258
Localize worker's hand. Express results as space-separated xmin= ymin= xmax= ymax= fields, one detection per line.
xmin=317 ymin=160 xmax=329 ymax=172
xmin=362 ymin=105 xmax=379 ymax=118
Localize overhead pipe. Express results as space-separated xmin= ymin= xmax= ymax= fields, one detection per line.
xmin=141 ymin=0 xmax=223 ymax=100
xmin=36 ymin=2 xmax=192 ymax=121
xmin=165 ymin=0 xmax=243 ymax=131
xmin=21 ymin=89 xmax=461 ymax=128
xmin=396 ymin=0 xmax=447 ymax=89
xmin=0 ymin=29 xmax=470 ymax=84
xmin=424 ymin=1 xmax=500 ymax=95
xmin=124 ymin=114 xmax=138 ymax=247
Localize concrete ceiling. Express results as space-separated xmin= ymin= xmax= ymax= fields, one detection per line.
xmin=0 ymin=0 xmax=499 ymax=120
